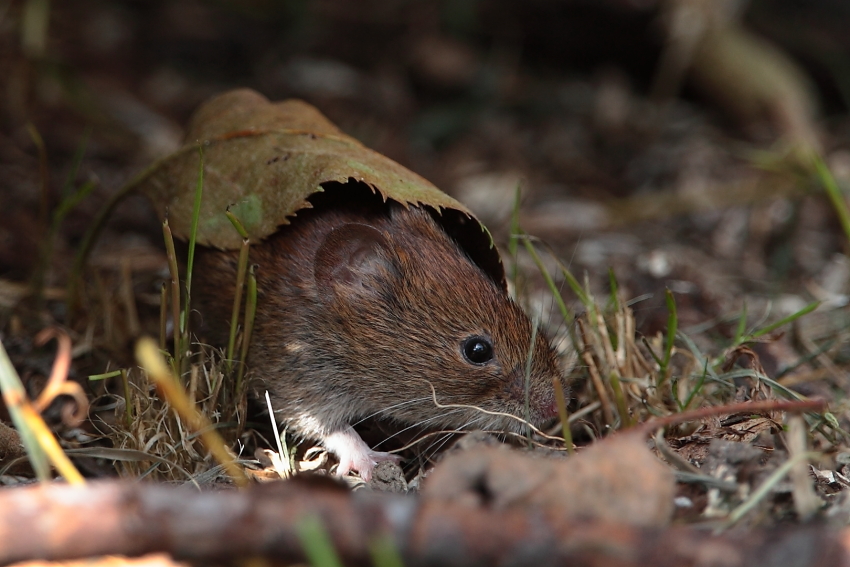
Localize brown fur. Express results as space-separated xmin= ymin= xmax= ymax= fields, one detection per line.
xmin=194 ymin=189 xmax=565 ymax=443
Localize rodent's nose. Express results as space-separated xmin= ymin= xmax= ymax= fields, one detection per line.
xmin=525 ymin=385 xmax=559 ymax=424
xmin=506 ymin=367 xmax=561 ymax=424
xmin=538 ymin=397 xmax=558 ymax=422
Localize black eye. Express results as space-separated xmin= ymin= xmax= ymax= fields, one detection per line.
xmin=462 ymin=336 xmax=494 ymax=365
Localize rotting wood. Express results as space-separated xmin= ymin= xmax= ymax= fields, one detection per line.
xmin=0 ymin=479 xmax=848 ymax=567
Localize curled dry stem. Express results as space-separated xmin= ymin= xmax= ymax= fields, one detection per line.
xmin=32 ymin=327 xmax=88 ymax=426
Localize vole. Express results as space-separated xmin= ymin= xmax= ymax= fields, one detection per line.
xmin=194 ymin=184 xmax=566 ymax=480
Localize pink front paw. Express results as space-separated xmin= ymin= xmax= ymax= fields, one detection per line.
xmin=336 ymin=449 xmax=400 ymax=481
xmin=324 ymin=427 xmax=401 ymax=481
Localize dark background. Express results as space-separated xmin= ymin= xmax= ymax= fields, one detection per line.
xmin=2 ymin=0 xmax=850 ymax=375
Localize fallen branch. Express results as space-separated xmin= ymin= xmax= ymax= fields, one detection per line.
xmin=0 ymin=480 xmax=847 ymax=567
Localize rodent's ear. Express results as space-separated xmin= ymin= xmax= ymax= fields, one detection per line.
xmin=314 ymin=223 xmax=396 ymax=301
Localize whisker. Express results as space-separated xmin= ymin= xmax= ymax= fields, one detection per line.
xmin=388 ymin=420 xmax=487 ymax=455
xmin=420 ymin=416 xmax=490 ymax=463
xmin=422 ymin=432 xmax=455 ymax=462
xmin=371 ymin=409 xmax=466 ymax=449
xmin=351 ymin=397 xmax=434 ymax=426
xmin=419 ymin=380 xmax=553 ymax=438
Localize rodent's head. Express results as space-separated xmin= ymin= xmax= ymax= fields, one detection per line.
xmin=314 ymin=204 xmax=565 ymax=435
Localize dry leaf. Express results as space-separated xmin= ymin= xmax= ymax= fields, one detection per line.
xmin=138 ymin=89 xmax=493 ymax=256
xmin=422 ymin=432 xmax=675 ymax=527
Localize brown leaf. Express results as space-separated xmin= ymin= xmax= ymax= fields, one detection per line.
xmin=139 ymin=89 xmax=483 ymax=252
xmin=422 ymin=432 xmax=676 ymax=527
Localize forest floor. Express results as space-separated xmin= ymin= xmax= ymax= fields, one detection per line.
xmin=3 ymin=0 xmax=850 ymax=550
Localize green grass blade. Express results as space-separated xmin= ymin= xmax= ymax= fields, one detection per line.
xmin=181 ymin=146 xmax=205 ymax=362
xmin=724 ymin=451 xmax=821 ymax=528
xmin=813 ymin=154 xmax=850 ymax=244
xmin=607 ymin=268 xmax=619 ymax=311
xmin=733 ymin=302 xmax=748 ymax=346
xmin=25 ymin=123 xmax=49 ymax=227
xmin=0 ymin=342 xmax=51 ymax=480
xmin=508 ymin=184 xmax=522 ymax=290
xmin=677 ymin=331 xmax=729 ymax=386
xmin=69 ymin=146 xmax=194 ymax=316
xmin=747 ymin=300 xmax=819 ymax=340
xmin=88 ymin=370 xmax=123 ymax=380
xmin=641 ymin=336 xmax=663 ymax=368
xmin=225 ymin=208 xmax=251 ymax=375
xmin=522 ymin=237 xmax=571 ymax=323
xmin=558 ymin=262 xmax=591 ymax=308
xmin=225 ymin=208 xmax=250 ymax=239
xmin=658 ymin=289 xmax=678 ymax=385
xmin=296 ymin=516 xmax=344 ymax=567
xmin=681 ymin=359 xmax=708 ymax=411
xmin=54 ymin=180 xmax=96 ymax=221
xmin=33 ymin=131 xmax=94 ymax=311
xmin=609 ymin=371 xmax=631 ymax=427
xmin=369 ymin=535 xmax=406 ymax=567
xmin=59 ymin=128 xmax=91 ymax=199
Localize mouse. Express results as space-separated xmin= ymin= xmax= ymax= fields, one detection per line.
xmin=193 ymin=183 xmax=566 ymax=481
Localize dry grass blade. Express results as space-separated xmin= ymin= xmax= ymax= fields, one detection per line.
xmin=134 ymin=337 xmax=249 ymax=487
xmin=578 ymin=296 xmax=657 ymax=426
xmin=65 ymin=448 xmax=200 ymax=487
xmin=264 ymin=391 xmax=293 ymax=479
xmin=787 ymin=415 xmax=822 ymax=520
xmin=226 ymin=238 xmax=250 ymax=376
xmin=162 ymin=219 xmax=181 ymax=371
xmin=577 ymin=317 xmax=615 ymax=427
xmin=237 ymin=265 xmax=258 ymax=393
xmin=552 ymin=376 xmax=573 ymax=454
